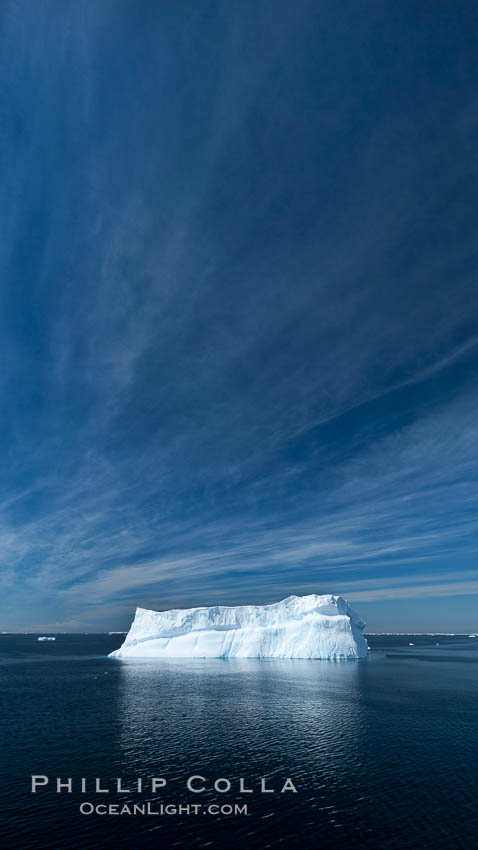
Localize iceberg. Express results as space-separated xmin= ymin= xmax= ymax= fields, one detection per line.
xmin=109 ymin=594 xmax=368 ymax=660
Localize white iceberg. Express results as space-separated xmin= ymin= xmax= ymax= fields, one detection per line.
xmin=38 ymin=636 xmax=56 ymax=641
xmin=109 ymin=594 xmax=368 ymax=660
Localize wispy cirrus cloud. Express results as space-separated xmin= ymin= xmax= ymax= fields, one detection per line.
xmin=1 ymin=1 xmax=478 ymax=631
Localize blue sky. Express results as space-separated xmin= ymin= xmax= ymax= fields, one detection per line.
xmin=1 ymin=0 xmax=478 ymax=632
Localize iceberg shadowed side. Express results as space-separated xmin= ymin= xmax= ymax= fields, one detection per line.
xmin=109 ymin=594 xmax=368 ymax=659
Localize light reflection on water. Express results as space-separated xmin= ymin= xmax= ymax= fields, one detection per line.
xmin=1 ymin=635 xmax=478 ymax=849
xmin=115 ymin=657 xmax=365 ymax=788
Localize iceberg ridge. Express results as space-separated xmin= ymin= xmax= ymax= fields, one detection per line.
xmin=109 ymin=594 xmax=368 ymax=659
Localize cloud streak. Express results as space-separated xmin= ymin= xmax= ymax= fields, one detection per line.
xmin=1 ymin=1 xmax=478 ymax=631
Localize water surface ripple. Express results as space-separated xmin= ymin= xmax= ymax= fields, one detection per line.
xmin=1 ymin=634 xmax=477 ymax=848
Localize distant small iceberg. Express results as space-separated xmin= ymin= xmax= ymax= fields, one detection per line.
xmin=38 ymin=636 xmax=56 ymax=641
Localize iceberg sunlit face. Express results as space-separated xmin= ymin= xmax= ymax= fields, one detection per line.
xmin=109 ymin=594 xmax=368 ymax=659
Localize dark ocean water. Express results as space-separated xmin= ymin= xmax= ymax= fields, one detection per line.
xmin=0 ymin=633 xmax=477 ymax=849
